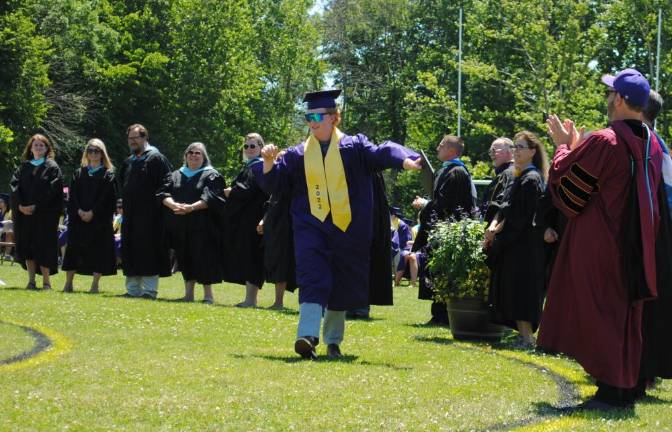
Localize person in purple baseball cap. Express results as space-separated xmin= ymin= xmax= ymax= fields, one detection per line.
xmin=538 ymin=68 xmax=665 ymax=410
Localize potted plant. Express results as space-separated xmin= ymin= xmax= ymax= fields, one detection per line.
xmin=427 ymin=218 xmax=505 ymax=341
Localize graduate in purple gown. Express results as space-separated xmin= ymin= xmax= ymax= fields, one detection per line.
xmin=257 ymin=89 xmax=421 ymax=359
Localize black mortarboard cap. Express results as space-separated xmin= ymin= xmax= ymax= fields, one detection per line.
xmin=303 ymin=89 xmax=342 ymax=110
xmin=389 ymin=206 xmax=404 ymax=218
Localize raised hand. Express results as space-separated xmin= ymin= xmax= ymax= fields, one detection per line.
xmin=261 ymin=144 xmax=279 ymax=174
xmin=546 ymin=114 xmax=572 ymax=147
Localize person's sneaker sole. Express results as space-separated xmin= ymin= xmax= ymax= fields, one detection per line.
xmin=294 ymin=338 xmax=317 ymax=360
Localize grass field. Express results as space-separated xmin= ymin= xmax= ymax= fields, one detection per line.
xmin=1 ymin=263 xmax=671 ymax=431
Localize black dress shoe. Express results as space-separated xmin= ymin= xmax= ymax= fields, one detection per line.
xmin=118 ymin=293 xmax=138 ymax=298
xmin=327 ymin=344 xmax=342 ymax=359
xmin=141 ymin=293 xmax=157 ymax=300
xmin=294 ymin=336 xmax=318 ymax=360
xmin=559 ymin=397 xmax=631 ymax=413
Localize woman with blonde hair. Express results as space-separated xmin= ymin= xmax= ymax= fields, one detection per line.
xmin=10 ymin=133 xmax=64 ymax=290
xmin=484 ymin=130 xmax=548 ymax=349
xmin=62 ymin=138 xmax=118 ymax=293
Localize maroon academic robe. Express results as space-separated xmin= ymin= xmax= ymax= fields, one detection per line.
xmin=538 ymin=121 xmax=662 ymax=389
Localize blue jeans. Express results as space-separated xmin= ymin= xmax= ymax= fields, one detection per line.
xmin=125 ymin=276 xmax=159 ymax=297
xmin=297 ymin=302 xmax=345 ymax=345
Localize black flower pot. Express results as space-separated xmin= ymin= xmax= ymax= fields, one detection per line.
xmin=446 ymin=297 xmax=506 ymax=341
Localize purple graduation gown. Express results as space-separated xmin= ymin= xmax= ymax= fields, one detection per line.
xmin=257 ymin=133 xmax=418 ymax=310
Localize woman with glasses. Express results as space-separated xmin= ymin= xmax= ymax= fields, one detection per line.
xmin=222 ymin=133 xmax=268 ymax=307
xmin=62 ymin=139 xmax=118 ymax=293
xmin=10 ymin=134 xmax=64 ymax=290
xmin=257 ymin=90 xmax=421 ymax=360
xmin=483 ymin=131 xmax=548 ymax=349
xmin=159 ymin=142 xmax=226 ymax=304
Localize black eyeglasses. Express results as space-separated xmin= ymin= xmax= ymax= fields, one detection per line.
xmin=187 ymin=150 xmax=202 ymax=155
xmin=243 ymin=144 xmax=257 ymax=149
xmin=86 ymin=147 xmax=101 ymax=154
xmin=512 ymin=143 xmax=531 ymax=150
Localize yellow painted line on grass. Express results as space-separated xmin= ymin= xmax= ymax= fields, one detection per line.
xmin=0 ymin=319 xmax=72 ymax=372
xmin=452 ymin=342 xmax=595 ymax=432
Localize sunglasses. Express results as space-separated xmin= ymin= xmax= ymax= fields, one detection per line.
xmin=187 ymin=150 xmax=202 ymax=155
xmin=305 ymin=113 xmax=327 ymax=123
xmin=512 ymin=144 xmax=531 ymax=150
xmin=243 ymin=144 xmax=257 ymax=149
xmin=86 ymin=147 xmax=102 ymax=154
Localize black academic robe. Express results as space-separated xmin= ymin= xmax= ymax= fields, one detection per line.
xmin=61 ymin=167 xmax=117 ymax=275
xmin=158 ymin=168 xmax=226 ymax=285
xmin=10 ymin=159 xmax=63 ymax=274
xmin=639 ymin=179 xmax=672 ymax=380
xmin=222 ymin=159 xmax=268 ymax=286
xmin=413 ymin=163 xmax=475 ymax=300
xmin=486 ymin=167 xmax=545 ymax=331
xmin=535 ymin=183 xmax=567 ymax=292
xmin=368 ymin=171 xmax=393 ymax=305
xmin=118 ymin=146 xmax=172 ymax=277
xmin=262 ymin=189 xmax=297 ymax=291
xmin=482 ymin=162 xmax=514 ymax=224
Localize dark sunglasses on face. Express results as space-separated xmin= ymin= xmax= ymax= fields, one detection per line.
xmin=305 ymin=113 xmax=327 ymax=123
xmin=513 ymin=144 xmax=530 ymax=150
xmin=187 ymin=150 xmax=202 ymax=155
xmin=243 ymin=144 xmax=257 ymax=149
xmin=86 ymin=147 xmax=101 ymax=154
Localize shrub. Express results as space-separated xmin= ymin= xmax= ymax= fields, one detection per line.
xmin=427 ymin=218 xmax=490 ymax=301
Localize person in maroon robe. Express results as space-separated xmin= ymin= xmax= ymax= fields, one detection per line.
xmin=538 ymin=68 xmax=663 ymax=410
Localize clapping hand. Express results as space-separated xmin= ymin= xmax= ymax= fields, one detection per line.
xmin=546 ymin=114 xmax=585 ymax=150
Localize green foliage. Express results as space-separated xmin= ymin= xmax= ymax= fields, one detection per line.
xmin=427 ymin=218 xmax=490 ymax=300
xmin=0 ymin=6 xmax=51 ymax=170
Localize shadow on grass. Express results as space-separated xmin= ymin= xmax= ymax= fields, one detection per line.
xmin=638 ymin=394 xmax=672 ymax=405
xmin=405 ymin=322 xmax=451 ymax=329
xmin=413 ymin=335 xmax=455 ymax=345
xmin=231 ymin=353 xmax=412 ymax=370
xmin=346 ymin=316 xmax=384 ymax=323
xmin=531 ymin=401 xmax=637 ymax=420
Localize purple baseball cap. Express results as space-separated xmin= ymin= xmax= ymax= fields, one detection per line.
xmin=601 ymin=68 xmax=650 ymax=108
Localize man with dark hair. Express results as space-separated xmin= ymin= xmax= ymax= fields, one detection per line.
xmin=118 ymin=124 xmax=172 ymax=299
xmin=540 ymin=68 xmax=663 ymax=410
xmin=636 ymin=89 xmax=672 ymax=397
xmin=411 ymin=134 xmax=476 ymax=326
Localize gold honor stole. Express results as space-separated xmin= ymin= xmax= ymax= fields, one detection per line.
xmin=303 ymin=127 xmax=352 ymax=231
